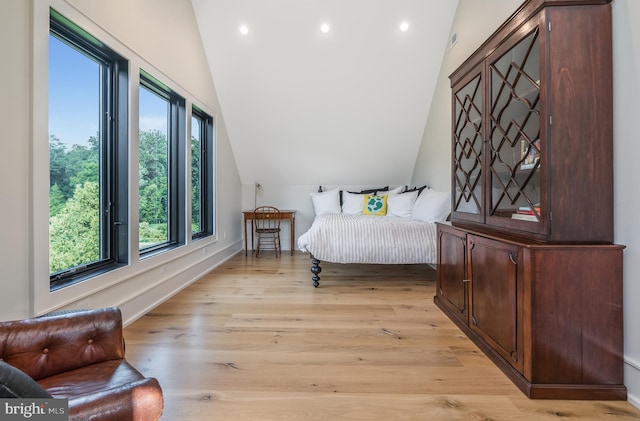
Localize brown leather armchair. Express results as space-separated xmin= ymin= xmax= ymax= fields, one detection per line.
xmin=0 ymin=307 xmax=163 ymax=421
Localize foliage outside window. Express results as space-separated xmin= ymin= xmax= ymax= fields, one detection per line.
xmin=48 ymin=9 xmax=128 ymax=289
xmin=191 ymin=107 xmax=215 ymax=239
xmin=138 ymin=71 xmax=186 ymax=256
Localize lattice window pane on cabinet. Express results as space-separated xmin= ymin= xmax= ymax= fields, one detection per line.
xmin=489 ymin=28 xmax=541 ymax=221
xmin=453 ymin=73 xmax=483 ymax=215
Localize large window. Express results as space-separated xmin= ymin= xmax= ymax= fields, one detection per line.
xmin=191 ymin=107 xmax=215 ymax=239
xmin=138 ymin=71 xmax=186 ymax=256
xmin=48 ymin=9 xmax=128 ymax=289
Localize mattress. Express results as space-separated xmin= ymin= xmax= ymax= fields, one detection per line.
xmin=297 ymin=212 xmax=437 ymax=264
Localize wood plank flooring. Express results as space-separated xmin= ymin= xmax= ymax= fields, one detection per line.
xmin=124 ymin=252 xmax=640 ymax=420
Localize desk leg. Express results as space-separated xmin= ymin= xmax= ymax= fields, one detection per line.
xmin=290 ymin=216 xmax=295 ymax=256
xmin=244 ymin=218 xmax=248 ymax=256
xmin=251 ymin=220 xmax=255 ymax=255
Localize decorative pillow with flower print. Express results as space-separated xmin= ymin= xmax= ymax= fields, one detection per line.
xmin=363 ymin=194 xmax=387 ymax=216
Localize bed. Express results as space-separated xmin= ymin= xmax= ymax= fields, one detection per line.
xmin=297 ymin=186 xmax=450 ymax=287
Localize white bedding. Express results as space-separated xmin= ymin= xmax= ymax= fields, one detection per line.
xmin=297 ymin=212 xmax=437 ymax=264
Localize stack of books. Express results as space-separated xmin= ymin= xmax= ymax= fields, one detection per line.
xmin=511 ymin=205 xmax=540 ymax=221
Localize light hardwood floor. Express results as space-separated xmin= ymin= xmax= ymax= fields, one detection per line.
xmin=124 ymin=252 xmax=640 ymax=420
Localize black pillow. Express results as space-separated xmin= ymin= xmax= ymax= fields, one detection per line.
xmin=341 ymin=186 xmax=389 ymax=205
xmin=404 ymin=185 xmax=428 ymax=195
xmin=0 ymin=361 xmax=52 ymax=398
xmin=355 ymin=186 xmax=389 ymax=194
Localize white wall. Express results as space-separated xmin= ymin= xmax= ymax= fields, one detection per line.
xmin=242 ymin=184 xmax=317 ymax=252
xmin=411 ymin=0 xmax=640 ymax=408
xmin=0 ymin=0 xmax=32 ymax=318
xmin=192 ymin=0 xmax=457 ymax=189
xmin=411 ymin=0 xmax=523 ymax=191
xmin=0 ymin=0 xmax=243 ymax=324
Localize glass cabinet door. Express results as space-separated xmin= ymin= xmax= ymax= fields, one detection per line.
xmin=488 ymin=27 xmax=542 ymax=227
xmin=452 ymin=69 xmax=483 ymax=222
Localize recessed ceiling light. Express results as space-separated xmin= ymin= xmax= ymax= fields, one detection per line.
xmin=320 ymin=23 xmax=331 ymax=34
xmin=239 ymin=24 xmax=249 ymax=35
xmin=400 ymin=21 xmax=410 ymax=32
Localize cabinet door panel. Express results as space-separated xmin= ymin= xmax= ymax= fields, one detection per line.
xmin=468 ymin=235 xmax=521 ymax=370
xmin=436 ymin=226 xmax=467 ymax=323
xmin=486 ymin=22 xmax=545 ymax=236
xmin=451 ymin=65 xmax=484 ymax=224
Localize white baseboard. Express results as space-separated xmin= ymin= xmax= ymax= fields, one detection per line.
xmin=625 ymin=357 xmax=640 ymax=409
xmin=119 ymin=242 xmax=242 ymax=326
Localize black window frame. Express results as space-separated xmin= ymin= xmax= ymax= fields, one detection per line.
xmin=191 ymin=106 xmax=215 ymax=240
xmin=49 ymin=9 xmax=129 ymax=290
xmin=138 ymin=70 xmax=186 ymax=257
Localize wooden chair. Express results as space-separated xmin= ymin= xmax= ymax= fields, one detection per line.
xmin=254 ymin=206 xmax=281 ymax=257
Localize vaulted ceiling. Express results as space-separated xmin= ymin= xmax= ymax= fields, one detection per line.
xmin=191 ymin=0 xmax=458 ymax=186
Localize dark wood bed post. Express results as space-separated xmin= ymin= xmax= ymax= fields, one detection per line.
xmin=310 ymin=186 xmax=323 ymax=287
xmin=310 ymin=256 xmax=321 ymax=287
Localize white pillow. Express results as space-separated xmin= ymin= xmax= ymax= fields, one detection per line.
xmin=387 ymin=190 xmax=418 ymax=218
xmin=412 ymin=189 xmax=451 ymax=222
xmin=310 ymin=188 xmax=341 ymax=216
xmin=341 ymin=191 xmax=365 ymax=214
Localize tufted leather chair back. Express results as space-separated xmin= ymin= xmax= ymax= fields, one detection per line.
xmin=0 ymin=307 xmax=125 ymax=381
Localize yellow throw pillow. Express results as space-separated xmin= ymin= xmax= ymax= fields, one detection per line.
xmin=363 ymin=194 xmax=387 ymax=215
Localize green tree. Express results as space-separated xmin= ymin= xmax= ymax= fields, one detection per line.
xmin=69 ymin=136 xmax=99 ymax=186
xmin=49 ymin=134 xmax=99 ymax=203
xmin=138 ymin=129 xmax=168 ymax=243
xmin=49 ymin=181 xmax=100 ymax=274
xmin=49 ymin=184 xmax=65 ymax=217
xmin=191 ymin=135 xmax=201 ymax=231
xmin=139 ymin=183 xmax=167 ymax=226
xmin=49 ymin=128 xmax=172 ymax=270
xmin=139 ymin=221 xmax=167 ymax=246
xmin=49 ymin=135 xmax=70 ymax=197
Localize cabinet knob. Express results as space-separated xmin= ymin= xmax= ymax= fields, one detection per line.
xmin=462 ymin=279 xmax=472 ymax=283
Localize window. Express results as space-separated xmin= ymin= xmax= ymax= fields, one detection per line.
xmin=138 ymin=71 xmax=186 ymax=256
xmin=48 ymin=9 xmax=128 ymax=289
xmin=191 ymin=107 xmax=215 ymax=239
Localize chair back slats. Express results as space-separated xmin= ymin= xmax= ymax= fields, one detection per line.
xmin=253 ymin=206 xmax=281 ymax=256
xmin=254 ymin=206 xmax=281 ymax=231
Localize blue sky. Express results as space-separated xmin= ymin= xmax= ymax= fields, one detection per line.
xmin=49 ymin=35 xmax=167 ymax=149
xmin=48 ymin=35 xmax=99 ymax=147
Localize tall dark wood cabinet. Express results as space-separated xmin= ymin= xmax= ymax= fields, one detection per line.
xmin=435 ymin=0 xmax=626 ymax=400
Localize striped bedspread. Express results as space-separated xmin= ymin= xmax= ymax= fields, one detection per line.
xmin=297 ymin=213 xmax=437 ymax=264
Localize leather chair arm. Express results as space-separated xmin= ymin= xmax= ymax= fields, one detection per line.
xmin=0 ymin=307 xmax=125 ymax=380
xmin=67 ymin=377 xmax=164 ymax=421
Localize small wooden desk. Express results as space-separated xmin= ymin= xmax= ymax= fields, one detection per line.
xmin=243 ymin=210 xmax=296 ymax=256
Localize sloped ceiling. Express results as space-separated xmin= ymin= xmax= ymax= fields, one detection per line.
xmin=191 ymin=0 xmax=458 ymax=186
